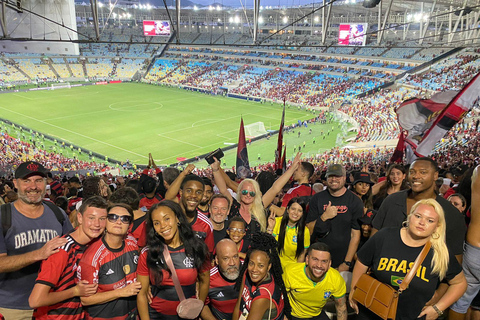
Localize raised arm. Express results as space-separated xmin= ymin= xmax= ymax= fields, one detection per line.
xmin=164 ymin=164 xmax=195 ymax=201
xmin=210 ymin=158 xmax=233 ymax=205
xmin=262 ymin=153 xmax=302 ymax=208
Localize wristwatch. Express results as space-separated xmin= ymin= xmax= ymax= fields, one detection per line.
xmin=343 ymin=261 xmax=352 ymax=267
xmin=432 ymin=305 xmax=444 ymax=317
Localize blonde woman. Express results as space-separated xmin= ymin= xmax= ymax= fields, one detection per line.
xmin=349 ymin=199 xmax=467 ymax=320
xmin=211 ymin=153 xmax=301 ymax=240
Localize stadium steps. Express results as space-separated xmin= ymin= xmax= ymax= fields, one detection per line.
xmin=63 ymin=57 xmax=74 ymax=77
xmin=81 ymin=60 xmax=88 ymax=77
xmin=46 ymin=58 xmax=60 ymax=79
xmin=11 ymin=61 xmax=31 ymax=80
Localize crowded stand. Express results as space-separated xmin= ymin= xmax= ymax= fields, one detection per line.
xmin=4 ymin=14 xmax=480 ymax=319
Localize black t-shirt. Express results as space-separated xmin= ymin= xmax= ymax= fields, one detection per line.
xmin=306 ymin=189 xmax=364 ymax=267
xmin=371 ymin=190 xmax=466 ymax=256
xmin=357 ymin=228 xmax=462 ymax=320
xmin=213 ymin=228 xmax=227 ymax=246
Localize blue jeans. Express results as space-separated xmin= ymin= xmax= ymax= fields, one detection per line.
xmin=451 ymin=242 xmax=480 ymax=314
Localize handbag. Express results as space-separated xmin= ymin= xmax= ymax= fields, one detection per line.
xmin=352 ymin=241 xmax=431 ymax=320
xmin=162 ymin=245 xmax=204 ymax=319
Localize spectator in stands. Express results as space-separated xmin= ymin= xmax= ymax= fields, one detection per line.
xmin=283 ymin=242 xmax=347 ymax=320
xmin=233 ymin=232 xmax=290 ymax=320
xmin=201 ymin=239 xmax=240 ymax=320
xmin=137 ymin=200 xmax=210 ymax=320
xmin=110 ymin=186 xmax=147 ymax=247
xmin=272 ymin=197 xmax=310 ymax=268
xmin=68 ymin=176 xmax=83 ymax=197
xmin=450 ymin=165 xmax=480 ymax=320
xmin=28 ymin=196 xmax=109 ymax=319
xmin=209 ymin=194 xmax=231 ymax=246
xmin=371 ymin=157 xmax=466 ymax=260
xmin=270 ymin=162 xmax=315 ymax=216
xmin=372 ymin=164 xmax=408 ymax=210
xmin=226 ymin=217 xmax=250 ymax=260
xmin=162 ymin=167 xmax=180 ymax=194
xmin=211 ymin=154 xmax=302 ymax=240
xmin=448 ymin=193 xmax=467 ymax=215
xmin=350 ymin=199 xmax=467 ymax=320
xmin=198 ymin=178 xmax=214 ymax=216
xmin=83 ymin=176 xmax=110 ymax=201
xmin=78 ymin=203 xmax=140 ymax=319
xmin=0 ymin=161 xmax=73 ymax=320
xmin=306 ymin=163 xmax=364 ymax=271
xmin=350 ymin=172 xmax=375 ymax=213
xmin=139 ymin=176 xmax=162 ymax=211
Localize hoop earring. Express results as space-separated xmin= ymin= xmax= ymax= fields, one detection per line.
xmin=402 ymin=221 xmax=408 ymax=228
xmin=431 ymin=232 xmax=440 ymax=240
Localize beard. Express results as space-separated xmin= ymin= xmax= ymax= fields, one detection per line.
xmin=221 ymin=265 xmax=240 ymax=281
xmin=18 ymin=189 xmax=45 ymax=205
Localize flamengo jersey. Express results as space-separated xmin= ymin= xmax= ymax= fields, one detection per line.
xmin=34 ymin=235 xmax=86 ymax=320
xmin=206 ymin=266 xmax=238 ymax=320
xmin=239 ymin=274 xmax=284 ymax=320
xmin=191 ymin=212 xmax=214 ymax=254
xmin=281 ymin=184 xmax=315 ymax=207
xmin=138 ymin=246 xmax=198 ymax=320
xmin=78 ymin=235 xmax=139 ymax=320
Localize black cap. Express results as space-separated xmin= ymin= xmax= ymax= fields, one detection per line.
xmin=15 ymin=161 xmax=48 ymax=179
xmin=358 ymin=210 xmax=376 ymax=226
xmin=142 ymin=176 xmax=157 ymax=194
xmin=353 ymin=172 xmax=374 ymax=185
xmin=326 ymin=164 xmax=346 ymax=177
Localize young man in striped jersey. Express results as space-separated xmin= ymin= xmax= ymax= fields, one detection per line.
xmin=28 ymin=196 xmax=109 ymax=320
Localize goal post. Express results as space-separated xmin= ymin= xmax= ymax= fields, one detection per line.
xmin=51 ymin=82 xmax=71 ymax=90
xmin=244 ymin=122 xmax=268 ymax=138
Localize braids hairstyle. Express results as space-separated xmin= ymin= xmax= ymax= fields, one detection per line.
xmin=145 ymin=200 xmax=209 ymax=284
xmin=277 ymin=197 xmax=308 ymax=259
xmin=377 ymin=164 xmax=408 ymax=199
xmin=236 ymin=179 xmax=266 ymax=232
xmin=235 ymin=232 xmax=292 ymax=319
xmin=407 ymin=199 xmax=448 ymax=280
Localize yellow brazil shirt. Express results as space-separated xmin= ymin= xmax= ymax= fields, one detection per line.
xmin=273 ymin=217 xmax=310 ymax=268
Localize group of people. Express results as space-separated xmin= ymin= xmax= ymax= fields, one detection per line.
xmin=1 ymin=152 xmax=480 ymax=320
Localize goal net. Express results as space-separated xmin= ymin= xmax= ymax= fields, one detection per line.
xmin=244 ymin=122 xmax=268 ymax=138
xmin=51 ymin=82 xmax=71 ymax=90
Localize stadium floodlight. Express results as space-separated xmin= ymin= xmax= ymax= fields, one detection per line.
xmin=216 ymin=5 xmax=221 ymax=11
xmin=98 ymin=2 xmax=104 ymax=7
xmin=362 ymin=0 xmax=381 ymax=8
xmin=259 ymin=16 xmax=264 ymax=24
xmin=283 ymin=16 xmax=288 ymax=23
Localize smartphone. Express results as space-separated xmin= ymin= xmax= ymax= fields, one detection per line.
xmin=205 ymin=148 xmax=224 ymax=164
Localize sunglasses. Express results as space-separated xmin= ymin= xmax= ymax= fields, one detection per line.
xmin=241 ymin=190 xmax=256 ymax=197
xmin=107 ymin=213 xmax=132 ymax=224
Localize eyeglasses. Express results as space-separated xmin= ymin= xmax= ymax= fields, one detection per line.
xmin=241 ymin=190 xmax=256 ymax=197
xmin=228 ymin=227 xmax=246 ymax=233
xmin=107 ymin=213 xmax=132 ymax=224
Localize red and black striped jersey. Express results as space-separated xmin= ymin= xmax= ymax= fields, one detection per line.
xmin=206 ymin=266 xmax=238 ymax=320
xmin=137 ymin=246 xmax=198 ymax=320
xmin=78 ymin=235 xmax=139 ymax=320
xmin=34 ymin=235 xmax=86 ymax=320
xmin=129 ymin=215 xmax=147 ymax=248
xmin=191 ymin=212 xmax=214 ymax=254
xmin=239 ymin=273 xmax=285 ymax=320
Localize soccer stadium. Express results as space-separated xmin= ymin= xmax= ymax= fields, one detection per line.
xmin=1 ymin=0 xmax=480 ymax=317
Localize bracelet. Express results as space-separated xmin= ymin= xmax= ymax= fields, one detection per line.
xmin=212 ymin=168 xmax=219 ymax=172
xmin=267 ymin=228 xmax=273 ymax=232
xmin=432 ymin=305 xmax=443 ymax=317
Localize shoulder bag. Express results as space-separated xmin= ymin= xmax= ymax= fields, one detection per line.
xmin=351 ymin=241 xmax=431 ymax=320
xmin=162 ymin=245 xmax=205 ymax=319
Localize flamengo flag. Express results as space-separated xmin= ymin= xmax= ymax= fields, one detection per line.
xmin=396 ymin=72 xmax=480 ymax=163
xmin=236 ymin=117 xmax=251 ymax=179
xmin=390 ymin=130 xmax=406 ymax=163
xmin=275 ymin=105 xmax=285 ymax=170
xmin=281 ymin=145 xmax=287 ymax=173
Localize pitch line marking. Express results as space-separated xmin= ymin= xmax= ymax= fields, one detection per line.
xmin=157 ymin=133 xmax=201 ymax=148
xmin=12 ymin=94 xmax=35 ymax=100
xmin=0 ymin=106 xmax=147 ymax=159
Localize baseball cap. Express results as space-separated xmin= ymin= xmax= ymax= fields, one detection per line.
xmin=358 ymin=210 xmax=376 ymax=226
xmin=14 ymin=161 xmax=48 ymax=179
xmin=353 ymin=172 xmax=374 ymax=185
xmin=326 ymin=164 xmax=346 ymax=177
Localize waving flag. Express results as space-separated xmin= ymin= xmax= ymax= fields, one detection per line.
xmin=236 ymin=117 xmax=251 ymax=179
xmin=275 ymin=106 xmax=285 ymax=170
xmin=395 ymin=72 xmax=480 ymax=163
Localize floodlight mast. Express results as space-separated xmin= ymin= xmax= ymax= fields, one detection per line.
xmin=253 ymin=0 xmax=260 ymax=43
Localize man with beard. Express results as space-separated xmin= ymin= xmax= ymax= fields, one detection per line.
xmin=198 ymin=178 xmax=214 ymax=216
xmin=283 ymin=242 xmax=347 ymax=320
xmin=165 ymin=165 xmax=215 ymax=254
xmin=306 ymin=164 xmax=363 ymax=271
xmin=201 ymin=239 xmax=241 ymax=320
xmin=209 ymin=194 xmax=231 ymax=246
xmin=371 ymin=157 xmax=466 ymax=259
xmin=0 ymin=161 xmax=73 ymax=319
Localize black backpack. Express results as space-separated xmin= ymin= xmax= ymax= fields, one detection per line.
xmin=1 ymin=201 xmax=66 ymax=237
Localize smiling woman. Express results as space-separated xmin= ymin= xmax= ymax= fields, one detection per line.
xmin=349 ymin=198 xmax=467 ymax=320
xmin=136 ymin=200 xmax=210 ymax=320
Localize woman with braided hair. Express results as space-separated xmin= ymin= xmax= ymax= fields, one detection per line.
xmin=233 ymin=232 xmax=291 ymax=320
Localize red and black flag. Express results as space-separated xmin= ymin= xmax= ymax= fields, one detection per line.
xmin=395 ymin=72 xmax=480 ymax=163
xmin=275 ymin=105 xmax=285 ymax=170
xmin=236 ymin=117 xmax=251 ymax=179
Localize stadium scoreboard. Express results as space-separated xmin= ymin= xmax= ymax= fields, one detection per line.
xmin=143 ymin=20 xmax=171 ymax=36
xmin=338 ymin=23 xmax=367 ymax=46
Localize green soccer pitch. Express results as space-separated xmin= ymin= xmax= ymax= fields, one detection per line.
xmin=0 ymin=82 xmax=346 ymax=167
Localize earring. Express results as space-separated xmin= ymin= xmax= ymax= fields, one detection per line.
xmin=402 ymin=221 xmax=408 ymax=228
xmin=431 ymin=232 xmax=440 ymax=240
xmin=177 ymin=222 xmax=180 ymax=226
